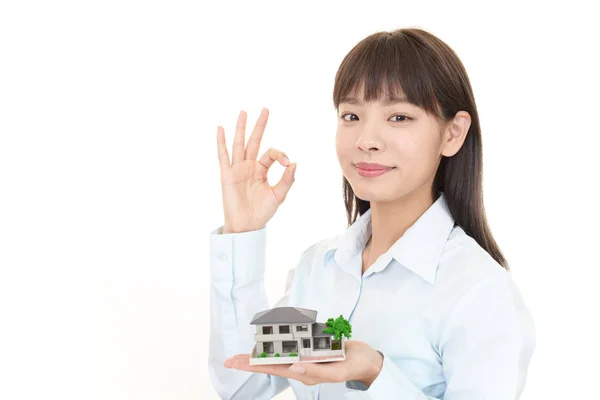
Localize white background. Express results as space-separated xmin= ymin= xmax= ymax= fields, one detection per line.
xmin=1 ymin=1 xmax=598 ymax=399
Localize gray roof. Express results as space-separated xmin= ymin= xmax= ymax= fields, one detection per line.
xmin=313 ymin=322 xmax=332 ymax=337
xmin=250 ymin=306 xmax=318 ymax=325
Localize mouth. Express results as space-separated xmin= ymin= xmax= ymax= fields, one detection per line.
xmin=353 ymin=163 xmax=395 ymax=178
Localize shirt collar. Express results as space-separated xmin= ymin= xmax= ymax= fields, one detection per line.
xmin=323 ymin=192 xmax=455 ymax=285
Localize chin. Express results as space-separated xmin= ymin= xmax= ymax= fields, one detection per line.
xmin=349 ymin=183 xmax=399 ymax=203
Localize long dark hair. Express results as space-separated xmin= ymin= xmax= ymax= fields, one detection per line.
xmin=332 ymin=27 xmax=509 ymax=270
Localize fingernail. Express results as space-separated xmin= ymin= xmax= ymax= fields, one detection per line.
xmin=289 ymin=365 xmax=305 ymax=374
xmin=283 ymin=156 xmax=290 ymax=165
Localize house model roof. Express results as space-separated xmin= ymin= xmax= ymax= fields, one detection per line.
xmin=312 ymin=322 xmax=332 ymax=337
xmin=250 ymin=306 xmax=318 ymax=325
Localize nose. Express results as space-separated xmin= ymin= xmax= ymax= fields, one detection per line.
xmin=356 ymin=132 xmax=384 ymax=153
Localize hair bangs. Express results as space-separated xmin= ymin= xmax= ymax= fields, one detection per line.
xmin=333 ymin=32 xmax=442 ymax=120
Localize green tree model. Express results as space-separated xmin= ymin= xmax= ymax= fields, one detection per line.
xmin=322 ymin=314 xmax=352 ymax=341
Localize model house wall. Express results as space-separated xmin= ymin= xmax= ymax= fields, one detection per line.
xmin=254 ymin=323 xmax=313 ymax=355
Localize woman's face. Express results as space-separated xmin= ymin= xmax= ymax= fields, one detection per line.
xmin=335 ymin=92 xmax=446 ymax=203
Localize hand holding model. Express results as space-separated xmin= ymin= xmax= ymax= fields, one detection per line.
xmin=225 ymin=340 xmax=383 ymax=388
xmin=216 ymin=108 xmax=297 ymax=234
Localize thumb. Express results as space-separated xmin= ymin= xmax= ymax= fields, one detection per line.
xmin=271 ymin=162 xmax=296 ymax=204
xmin=288 ymin=359 xmax=346 ymax=383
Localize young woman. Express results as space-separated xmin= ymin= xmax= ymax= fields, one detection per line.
xmin=209 ymin=27 xmax=536 ymax=400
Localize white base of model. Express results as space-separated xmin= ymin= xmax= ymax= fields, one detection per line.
xmin=249 ymin=347 xmax=346 ymax=365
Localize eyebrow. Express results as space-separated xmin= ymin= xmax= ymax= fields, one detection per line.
xmin=339 ymin=96 xmax=410 ymax=106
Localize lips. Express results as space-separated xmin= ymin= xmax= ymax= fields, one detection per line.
xmin=354 ymin=162 xmax=395 ymax=178
xmin=354 ymin=162 xmax=393 ymax=171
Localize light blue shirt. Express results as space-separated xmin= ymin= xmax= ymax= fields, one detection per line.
xmin=209 ymin=192 xmax=536 ymax=399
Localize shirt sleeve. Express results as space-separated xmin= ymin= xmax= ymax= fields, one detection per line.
xmin=208 ymin=225 xmax=294 ymax=400
xmin=345 ymin=271 xmax=536 ymax=400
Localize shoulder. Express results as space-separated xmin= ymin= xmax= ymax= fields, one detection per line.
xmin=436 ymin=224 xmax=535 ymax=330
xmin=436 ymin=226 xmax=536 ymax=356
xmin=436 ymin=224 xmax=509 ymax=294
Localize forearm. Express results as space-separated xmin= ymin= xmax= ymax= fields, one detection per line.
xmin=208 ymin=225 xmax=290 ymax=399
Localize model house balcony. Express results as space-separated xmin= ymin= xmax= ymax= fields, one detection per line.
xmin=254 ymin=333 xmax=294 ymax=342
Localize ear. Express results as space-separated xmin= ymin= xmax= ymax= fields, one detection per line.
xmin=441 ymin=111 xmax=471 ymax=157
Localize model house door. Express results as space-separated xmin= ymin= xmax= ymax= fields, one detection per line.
xmin=300 ymin=338 xmax=311 ymax=356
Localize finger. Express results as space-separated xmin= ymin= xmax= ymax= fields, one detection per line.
xmin=229 ymin=357 xmax=294 ymax=376
xmin=224 ymin=354 xmax=249 ymax=368
xmin=245 ymin=107 xmax=269 ymax=161
xmin=290 ymin=361 xmax=347 ymax=383
xmin=216 ymin=126 xmax=230 ymax=171
xmin=271 ymin=162 xmax=296 ymax=205
xmin=224 ymin=353 xmax=291 ymax=372
xmin=232 ymin=110 xmax=247 ymax=164
xmin=257 ymin=148 xmax=290 ymax=171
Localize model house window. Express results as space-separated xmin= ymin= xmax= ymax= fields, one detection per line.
xmin=296 ymin=325 xmax=308 ymax=332
xmin=262 ymin=326 xmax=273 ymax=334
xmin=332 ymin=340 xmax=341 ymax=350
xmin=279 ymin=325 xmax=290 ymax=334
xmin=282 ymin=341 xmax=298 ymax=353
xmin=313 ymin=337 xmax=331 ymax=350
xmin=263 ymin=342 xmax=274 ymax=353
xmin=303 ymin=339 xmax=310 ymax=348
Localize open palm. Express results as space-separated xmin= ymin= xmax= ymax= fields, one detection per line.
xmin=224 ymin=340 xmax=383 ymax=387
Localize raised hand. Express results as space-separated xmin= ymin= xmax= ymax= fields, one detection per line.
xmin=216 ymin=108 xmax=297 ymax=234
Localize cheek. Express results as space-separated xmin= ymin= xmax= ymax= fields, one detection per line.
xmin=391 ymin=132 xmax=420 ymax=156
xmin=389 ymin=134 xmax=440 ymax=184
xmin=391 ymin=130 xmax=439 ymax=163
xmin=335 ymin=133 xmax=354 ymax=160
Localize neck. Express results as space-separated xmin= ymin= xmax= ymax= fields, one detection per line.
xmin=363 ymin=185 xmax=438 ymax=270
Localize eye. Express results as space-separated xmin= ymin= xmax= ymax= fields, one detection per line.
xmin=390 ymin=115 xmax=411 ymax=122
xmin=340 ymin=113 xmax=358 ymax=122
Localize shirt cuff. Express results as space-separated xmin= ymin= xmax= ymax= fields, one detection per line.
xmin=210 ymin=225 xmax=267 ymax=283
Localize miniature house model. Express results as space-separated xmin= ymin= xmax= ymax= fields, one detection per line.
xmin=249 ymin=306 xmax=347 ymax=365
